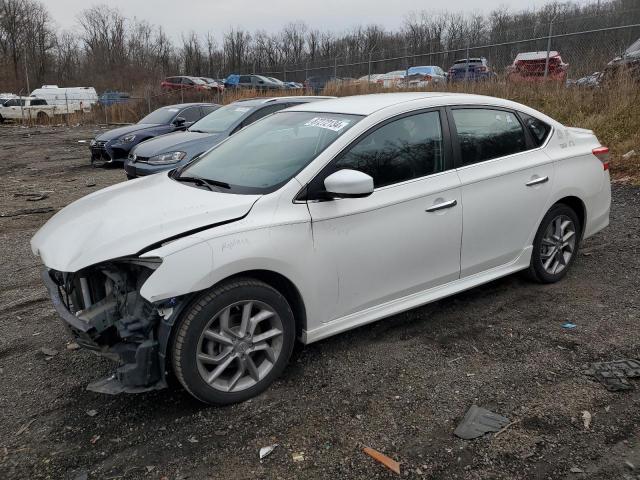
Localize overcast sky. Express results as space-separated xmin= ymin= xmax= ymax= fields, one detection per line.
xmin=48 ymin=0 xmax=563 ymax=41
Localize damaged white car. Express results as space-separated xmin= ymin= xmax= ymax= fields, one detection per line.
xmin=32 ymin=93 xmax=611 ymax=405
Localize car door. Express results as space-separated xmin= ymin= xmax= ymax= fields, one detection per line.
xmin=306 ymin=109 xmax=462 ymax=321
xmin=449 ymin=107 xmax=554 ymax=277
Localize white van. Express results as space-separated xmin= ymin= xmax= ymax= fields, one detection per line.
xmin=30 ymin=85 xmax=97 ymax=112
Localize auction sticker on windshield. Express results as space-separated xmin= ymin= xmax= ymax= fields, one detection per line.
xmin=234 ymin=107 xmax=251 ymax=113
xmin=304 ymin=117 xmax=351 ymax=131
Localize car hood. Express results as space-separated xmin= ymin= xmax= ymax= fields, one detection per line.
xmin=96 ymin=123 xmax=161 ymax=141
xmin=31 ymin=173 xmax=260 ymax=273
xmin=132 ymin=131 xmax=224 ymax=158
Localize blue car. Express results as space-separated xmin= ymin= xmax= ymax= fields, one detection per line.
xmin=98 ymin=91 xmax=131 ymax=106
xmin=89 ymin=103 xmax=218 ymax=166
xmin=447 ymin=57 xmax=497 ymax=82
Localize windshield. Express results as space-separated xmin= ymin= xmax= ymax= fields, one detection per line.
xmin=179 ymin=111 xmax=362 ymax=194
xmin=138 ymin=107 xmax=180 ymax=125
xmin=188 ymin=103 xmax=254 ymax=133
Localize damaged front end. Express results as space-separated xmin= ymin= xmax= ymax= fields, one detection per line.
xmin=42 ymin=257 xmax=182 ymax=394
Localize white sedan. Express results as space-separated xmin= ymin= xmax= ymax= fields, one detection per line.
xmin=31 ymin=93 xmax=611 ymax=404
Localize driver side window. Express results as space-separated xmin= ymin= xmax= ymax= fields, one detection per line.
xmin=333 ymin=111 xmax=444 ymax=188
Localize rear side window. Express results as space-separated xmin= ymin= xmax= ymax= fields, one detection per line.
xmin=334 ymin=111 xmax=444 ymax=188
xmin=201 ymin=105 xmax=217 ymax=115
xmin=31 ymin=99 xmax=46 ymax=106
xmin=239 ymin=76 xmax=251 ymax=83
xmin=241 ymin=104 xmax=288 ymax=128
xmin=452 ymin=109 xmax=526 ymax=166
xmin=519 ymin=113 xmax=551 ymax=146
xmin=179 ymin=106 xmax=202 ymax=123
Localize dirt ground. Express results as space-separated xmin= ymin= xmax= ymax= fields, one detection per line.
xmin=0 ymin=124 xmax=639 ymax=480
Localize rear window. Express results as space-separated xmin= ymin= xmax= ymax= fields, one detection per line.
xmin=453 ymin=59 xmax=483 ymax=65
xmin=519 ymin=113 xmax=551 ymax=146
xmin=452 ymin=108 xmax=527 ymax=166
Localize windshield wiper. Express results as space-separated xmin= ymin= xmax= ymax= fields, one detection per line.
xmin=188 ymin=129 xmax=208 ymax=133
xmin=175 ymin=175 xmax=230 ymax=190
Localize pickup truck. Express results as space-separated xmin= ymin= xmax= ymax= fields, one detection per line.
xmin=0 ymin=96 xmax=81 ymax=122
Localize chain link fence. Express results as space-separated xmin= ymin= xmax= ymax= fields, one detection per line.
xmin=259 ymin=23 xmax=640 ymax=82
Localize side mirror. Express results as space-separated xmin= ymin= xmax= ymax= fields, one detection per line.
xmin=323 ymin=169 xmax=374 ymax=199
xmin=173 ymin=116 xmax=186 ymax=127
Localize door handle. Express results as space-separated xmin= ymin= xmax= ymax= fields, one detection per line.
xmin=425 ymin=199 xmax=457 ymax=212
xmin=526 ymin=176 xmax=549 ymax=187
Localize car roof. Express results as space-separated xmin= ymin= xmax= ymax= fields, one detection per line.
xmin=287 ymin=92 xmax=528 ymax=116
xmin=161 ymin=102 xmax=217 ymax=108
xmin=232 ymin=96 xmax=335 ymax=107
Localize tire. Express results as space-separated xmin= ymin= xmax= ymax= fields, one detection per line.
xmin=171 ymin=278 xmax=296 ymax=405
xmin=126 ymin=174 xmax=135 ymax=180
xmin=37 ymin=111 xmax=48 ymax=122
xmin=527 ymin=203 xmax=581 ymax=283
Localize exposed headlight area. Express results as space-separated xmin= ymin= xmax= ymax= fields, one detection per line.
xmin=43 ymin=256 xmax=171 ymax=393
xmin=145 ymin=151 xmax=186 ymax=165
xmin=119 ymin=133 xmax=137 ymax=143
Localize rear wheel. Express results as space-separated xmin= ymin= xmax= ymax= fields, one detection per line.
xmin=171 ymin=278 xmax=295 ymax=405
xmin=527 ymin=204 xmax=581 ymax=283
xmin=36 ymin=111 xmax=48 ymax=122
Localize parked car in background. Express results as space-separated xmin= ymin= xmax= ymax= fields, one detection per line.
xmin=224 ymin=74 xmax=283 ymax=90
xmin=568 ymin=71 xmax=602 ymax=88
xmin=405 ymin=66 xmax=447 ymax=87
xmin=0 ymin=96 xmax=71 ymax=122
xmin=98 ymin=91 xmax=131 ymax=106
xmin=125 ymin=96 xmax=333 ymax=178
xmin=90 ymin=103 xmax=218 ymax=166
xmin=30 ymin=85 xmax=97 ymax=111
xmin=448 ymin=58 xmax=496 ymax=82
xmin=161 ymin=76 xmax=212 ymax=92
xmin=378 ymin=70 xmax=407 ymax=88
xmin=603 ymin=37 xmax=640 ymax=83
xmin=506 ymin=51 xmax=568 ymax=82
xmin=356 ymin=73 xmax=385 ymax=84
xmin=199 ymin=78 xmax=225 ymax=93
xmin=265 ymin=77 xmax=302 ymax=89
xmin=33 ymin=92 xmax=610 ymax=405
xmin=304 ymin=75 xmax=344 ymax=93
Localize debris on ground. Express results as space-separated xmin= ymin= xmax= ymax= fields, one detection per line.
xmin=454 ymin=405 xmax=510 ymax=440
xmin=14 ymin=192 xmax=50 ymax=201
xmin=0 ymin=207 xmax=54 ymax=217
xmin=570 ymin=466 xmax=585 ymax=473
xmin=39 ymin=347 xmax=58 ymax=357
xmin=259 ymin=444 xmax=278 ymax=460
xmin=584 ymin=359 xmax=640 ymax=391
xmin=363 ymin=447 xmax=401 ymax=474
xmin=582 ymin=411 xmax=592 ymax=430
xmin=562 ymin=322 xmax=577 ymax=329
xmin=292 ymin=452 xmax=305 ymax=462
xmin=90 ymin=435 xmax=100 ymax=444
xmin=86 ymin=410 xmax=98 ymax=417
xmin=67 ymin=342 xmax=80 ymax=351
xmin=14 ymin=418 xmax=36 ymax=436
xmin=622 ymin=150 xmax=636 ymax=160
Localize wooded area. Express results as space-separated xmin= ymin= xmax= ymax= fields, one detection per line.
xmin=0 ymin=0 xmax=638 ymax=92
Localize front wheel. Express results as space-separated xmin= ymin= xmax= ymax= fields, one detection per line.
xmin=171 ymin=278 xmax=295 ymax=405
xmin=527 ymin=204 xmax=581 ymax=283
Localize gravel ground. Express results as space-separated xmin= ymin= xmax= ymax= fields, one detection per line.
xmin=0 ymin=124 xmax=639 ymax=480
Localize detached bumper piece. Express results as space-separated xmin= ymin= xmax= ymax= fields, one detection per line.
xmin=41 ymin=267 xmax=166 ymax=394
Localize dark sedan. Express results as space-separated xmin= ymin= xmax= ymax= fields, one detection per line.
xmin=447 ymin=57 xmax=497 ymax=82
xmin=89 ymin=103 xmax=219 ymax=166
xmin=124 ymin=96 xmax=333 ymax=179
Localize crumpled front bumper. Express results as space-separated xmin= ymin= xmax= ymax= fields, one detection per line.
xmin=41 ymin=268 xmax=167 ymax=394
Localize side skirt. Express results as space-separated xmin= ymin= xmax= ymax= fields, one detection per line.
xmin=302 ymin=247 xmax=533 ymax=344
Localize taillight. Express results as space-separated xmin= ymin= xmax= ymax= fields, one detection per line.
xmin=425 ymin=75 xmax=432 ymax=81
xmin=448 ymin=69 xmax=454 ymax=75
xmin=477 ymin=66 xmax=487 ymax=72
xmin=593 ymin=146 xmax=610 ymax=170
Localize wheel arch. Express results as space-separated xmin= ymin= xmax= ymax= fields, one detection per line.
xmin=552 ymin=195 xmax=586 ymax=238
xmin=158 ymin=268 xmax=307 ymax=386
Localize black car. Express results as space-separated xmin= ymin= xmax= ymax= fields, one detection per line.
xmin=124 ymin=96 xmax=333 ymax=179
xmin=89 ymin=103 xmax=219 ymax=166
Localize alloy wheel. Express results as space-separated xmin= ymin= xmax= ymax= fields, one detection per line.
xmin=195 ymin=300 xmax=283 ymax=393
xmin=540 ymin=214 xmax=576 ymax=275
